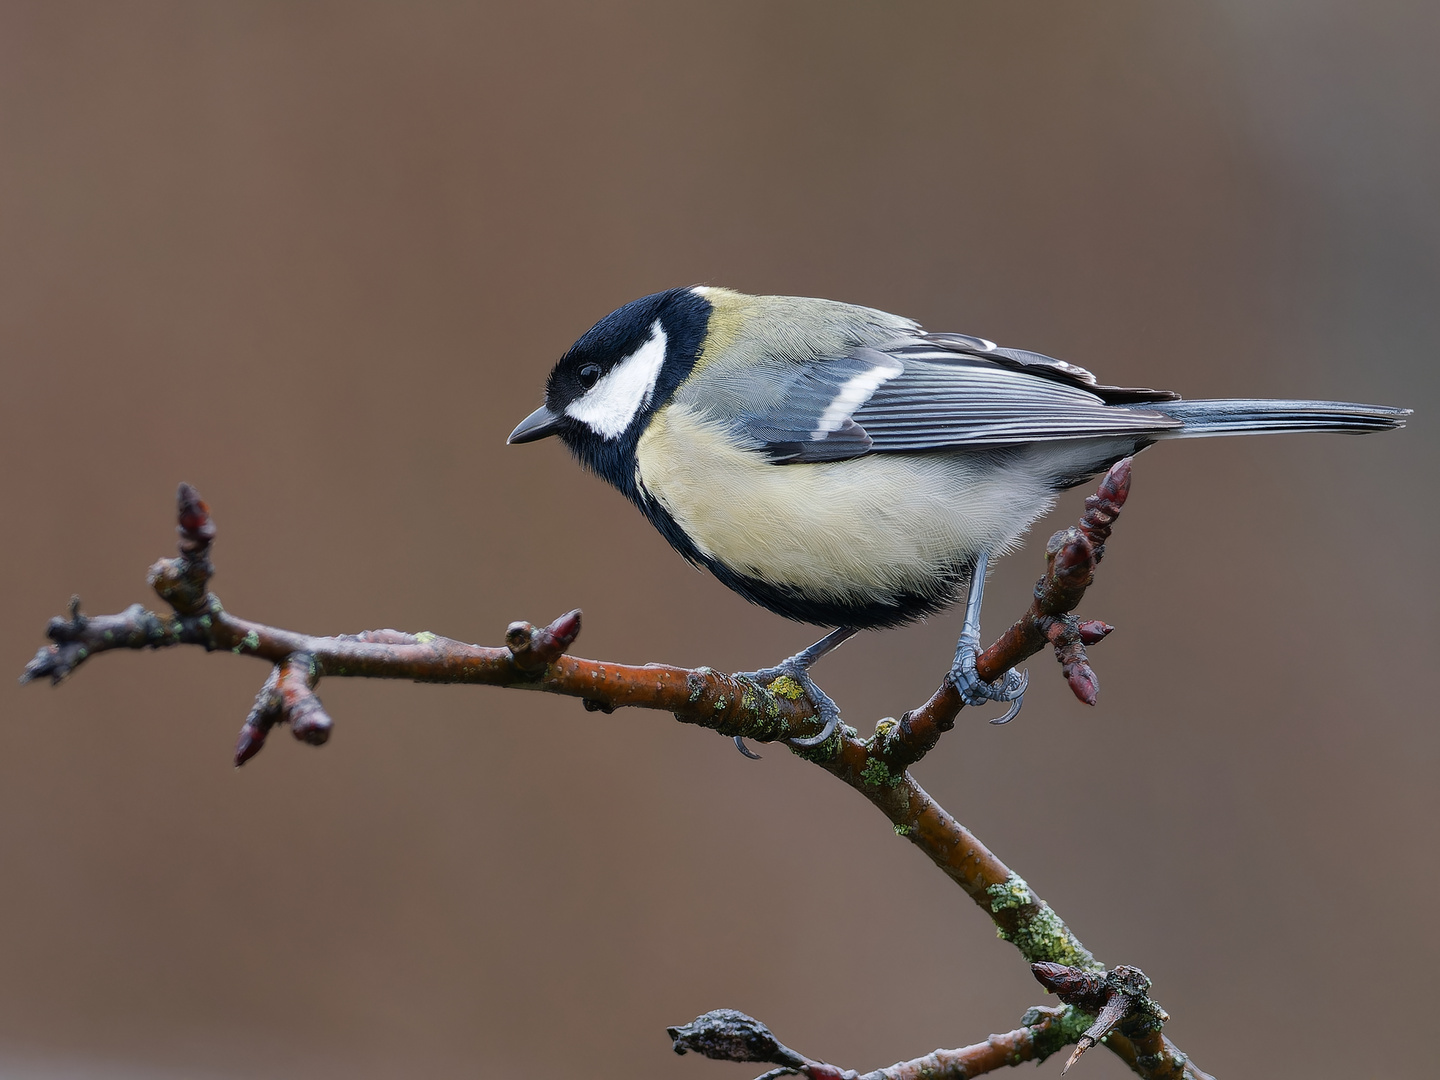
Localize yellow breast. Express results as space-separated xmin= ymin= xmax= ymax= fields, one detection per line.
xmin=635 ymin=405 xmax=1057 ymax=607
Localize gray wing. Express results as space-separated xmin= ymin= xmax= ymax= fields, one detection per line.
xmin=736 ymin=346 xmax=903 ymax=463
xmin=737 ymin=335 xmax=1182 ymax=464
xmin=919 ymin=333 xmax=1180 ymax=405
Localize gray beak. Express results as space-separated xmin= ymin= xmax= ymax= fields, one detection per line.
xmin=507 ymin=404 xmax=565 ymax=444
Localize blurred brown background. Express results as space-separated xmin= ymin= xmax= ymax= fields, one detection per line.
xmin=1 ymin=3 xmax=1436 ymax=1077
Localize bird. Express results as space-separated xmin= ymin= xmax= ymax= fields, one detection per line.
xmin=508 ymin=286 xmax=1409 ymax=754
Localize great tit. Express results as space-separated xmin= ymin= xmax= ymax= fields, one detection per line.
xmin=509 ymin=286 xmax=1408 ymax=750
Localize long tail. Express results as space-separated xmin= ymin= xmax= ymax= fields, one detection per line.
xmin=1152 ymin=398 xmax=1410 ymax=438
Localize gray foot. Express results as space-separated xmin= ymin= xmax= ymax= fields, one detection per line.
xmin=734 ymin=627 xmax=857 ymax=758
xmin=948 ymin=552 xmax=1028 ymax=725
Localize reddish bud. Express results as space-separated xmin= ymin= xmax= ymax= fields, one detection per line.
xmin=543 ymin=609 xmax=583 ymax=651
xmin=289 ymin=697 xmax=333 ymax=746
xmin=1077 ymin=620 xmax=1113 ymax=645
xmin=1078 ymin=458 xmax=1131 ymax=558
xmin=176 ymin=483 xmax=216 ymax=543
xmin=234 ymin=722 xmax=268 ymax=767
xmin=1031 ymin=963 xmax=1108 ymax=1009
xmin=506 ymin=611 xmax=580 ymax=672
xmin=1066 ymin=663 xmax=1099 ymax=706
xmin=1096 ymin=457 xmax=1131 ymax=508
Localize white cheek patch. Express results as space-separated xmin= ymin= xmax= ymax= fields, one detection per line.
xmin=565 ymin=320 xmax=668 ymax=440
xmin=811 ymin=360 xmax=903 ymax=440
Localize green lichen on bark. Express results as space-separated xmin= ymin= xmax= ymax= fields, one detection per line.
xmin=765 ymin=674 xmax=805 ymax=700
xmin=232 ymin=629 xmax=261 ymax=654
xmin=869 ymin=716 xmax=900 ymax=757
xmin=1023 ymin=1004 xmax=1095 ymax=1062
xmin=860 ymin=756 xmax=902 ymax=789
xmin=987 ymin=874 xmax=1099 ymax=970
xmin=718 ymin=678 xmax=791 ymax=744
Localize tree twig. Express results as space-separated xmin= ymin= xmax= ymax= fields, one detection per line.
xmin=668 ymin=1005 xmax=1091 ymax=1080
xmin=20 ymin=462 xmax=1209 ymax=1078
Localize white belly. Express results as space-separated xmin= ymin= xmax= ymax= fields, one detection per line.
xmin=634 ymin=405 xmax=1060 ymax=607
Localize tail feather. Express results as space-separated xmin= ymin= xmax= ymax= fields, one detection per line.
xmin=1152 ymin=398 xmax=1410 ymax=438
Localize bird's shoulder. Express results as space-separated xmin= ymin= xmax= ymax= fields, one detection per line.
xmin=673 ymin=288 xmax=917 ymax=418
xmin=688 ymin=289 xmax=915 ymax=371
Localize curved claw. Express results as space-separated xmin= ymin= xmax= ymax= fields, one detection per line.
xmin=952 ymin=649 xmax=1029 ymax=723
xmin=786 ymin=709 xmax=839 ymax=748
xmin=733 ymin=735 xmax=762 ymax=760
xmin=987 ymin=683 xmax=1028 ymax=725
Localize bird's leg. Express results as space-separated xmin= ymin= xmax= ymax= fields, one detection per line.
xmin=949 ymin=551 xmax=1029 ymax=724
xmin=733 ymin=626 xmax=858 ymax=758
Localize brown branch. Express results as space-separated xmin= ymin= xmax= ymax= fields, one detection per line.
xmin=669 ymin=1005 xmax=1088 ymax=1080
xmin=664 ymin=968 xmax=1207 ymax=1080
xmin=19 ymin=464 xmax=1209 ymax=1079
xmin=23 ymin=488 xmax=821 ymax=763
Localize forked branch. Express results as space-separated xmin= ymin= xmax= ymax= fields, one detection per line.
xmin=667 ymin=986 xmax=1204 ymax=1080
xmin=20 ymin=461 xmax=1209 ymax=1079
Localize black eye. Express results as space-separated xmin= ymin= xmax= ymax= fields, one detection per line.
xmin=577 ymin=363 xmax=602 ymax=390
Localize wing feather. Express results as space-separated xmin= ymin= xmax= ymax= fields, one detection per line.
xmin=734 ymin=339 xmax=1183 ymax=463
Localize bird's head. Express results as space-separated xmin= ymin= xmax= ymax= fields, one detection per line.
xmin=508 ymin=287 xmax=713 ymax=494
